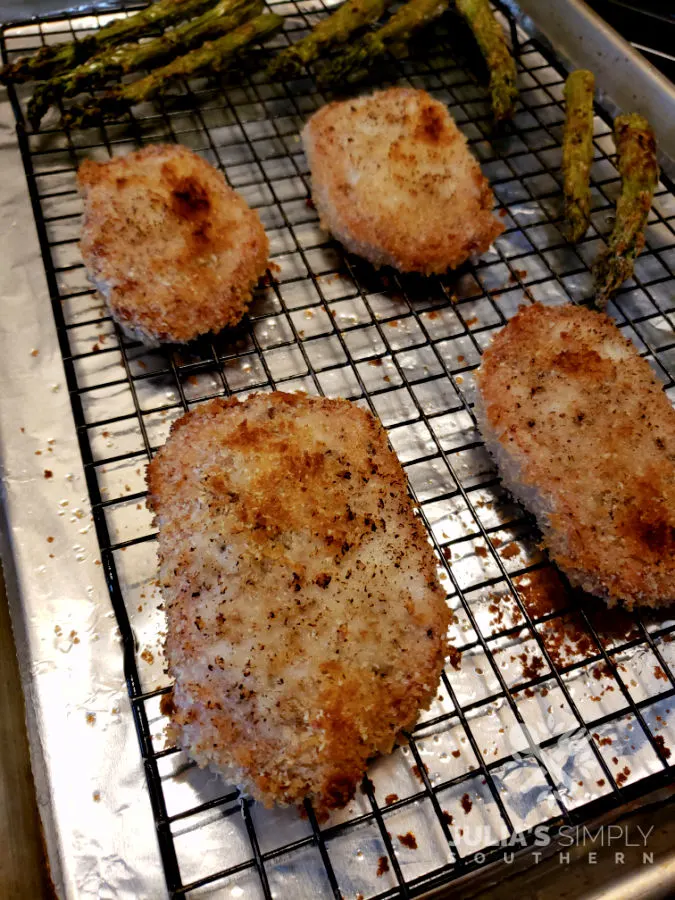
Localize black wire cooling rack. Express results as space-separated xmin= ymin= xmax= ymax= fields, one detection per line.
xmin=3 ymin=1 xmax=675 ymax=897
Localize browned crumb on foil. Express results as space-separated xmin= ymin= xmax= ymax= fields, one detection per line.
xmin=654 ymin=735 xmax=672 ymax=759
xmin=447 ymin=645 xmax=463 ymax=671
xmin=615 ymin=766 xmax=631 ymax=786
xmin=513 ymin=651 xmax=546 ymax=681
xmin=513 ymin=568 xmax=568 ymax=620
xmin=398 ymin=831 xmax=418 ymax=850
xmin=539 ymin=613 xmax=598 ymax=669
xmin=159 ymin=691 xmax=176 ymax=718
xmin=412 ymin=763 xmax=429 ymax=784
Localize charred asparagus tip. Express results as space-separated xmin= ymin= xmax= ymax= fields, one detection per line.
xmin=28 ymin=0 xmax=261 ymax=129
xmin=2 ymin=0 xmax=219 ymax=84
xmin=62 ymin=13 xmax=283 ymax=131
xmin=593 ymin=112 xmax=658 ymax=308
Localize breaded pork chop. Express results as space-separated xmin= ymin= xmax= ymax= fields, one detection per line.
xmin=301 ymin=87 xmax=503 ymax=274
xmin=147 ymin=392 xmax=450 ymax=815
xmin=476 ymin=303 xmax=675 ymax=609
xmin=78 ymin=144 xmax=269 ymax=345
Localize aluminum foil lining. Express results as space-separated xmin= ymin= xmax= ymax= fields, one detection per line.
xmin=0 ymin=85 xmax=165 ymax=899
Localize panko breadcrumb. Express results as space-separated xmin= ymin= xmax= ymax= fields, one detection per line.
xmin=476 ymin=302 xmax=675 ymax=609
xmin=301 ymin=87 xmax=503 ymax=274
xmin=147 ymin=392 xmax=450 ymax=816
xmin=78 ymin=143 xmax=269 ymax=345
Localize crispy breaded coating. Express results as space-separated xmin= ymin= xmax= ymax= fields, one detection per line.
xmin=147 ymin=392 xmax=450 ymax=815
xmin=301 ymin=87 xmax=503 ymax=274
xmin=476 ymin=303 xmax=675 ymax=609
xmin=78 ymin=144 xmax=269 ymax=345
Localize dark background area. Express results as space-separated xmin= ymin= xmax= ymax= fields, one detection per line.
xmin=586 ymin=0 xmax=675 ymax=83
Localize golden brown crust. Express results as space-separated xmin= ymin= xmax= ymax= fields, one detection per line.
xmin=147 ymin=392 xmax=450 ymax=815
xmin=476 ymin=303 xmax=675 ymax=608
xmin=301 ymin=87 xmax=503 ymax=275
xmin=78 ymin=144 xmax=269 ymax=344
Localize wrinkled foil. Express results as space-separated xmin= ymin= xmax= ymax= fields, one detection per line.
xmin=0 ymin=85 xmax=165 ymax=900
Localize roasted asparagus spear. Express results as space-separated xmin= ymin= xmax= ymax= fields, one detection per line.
xmin=267 ymin=0 xmax=390 ymax=81
xmin=62 ymin=13 xmax=283 ymax=130
xmin=455 ymin=0 xmax=517 ymax=121
xmin=1 ymin=0 xmax=219 ymax=85
xmin=29 ymin=0 xmax=259 ymax=127
xmin=594 ymin=113 xmax=659 ymax=308
xmin=316 ymin=0 xmax=449 ymax=87
xmin=561 ymin=69 xmax=595 ymax=243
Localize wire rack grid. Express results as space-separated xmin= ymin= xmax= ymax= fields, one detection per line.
xmin=3 ymin=1 xmax=675 ymax=898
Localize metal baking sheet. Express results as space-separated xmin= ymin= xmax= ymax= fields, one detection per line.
xmin=509 ymin=0 xmax=675 ymax=179
xmin=1 ymin=2 xmax=675 ymax=898
xmin=0 ymin=59 xmax=165 ymax=899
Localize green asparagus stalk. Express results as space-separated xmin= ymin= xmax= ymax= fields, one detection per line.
xmin=593 ymin=113 xmax=659 ymax=309
xmin=455 ymin=0 xmax=517 ymax=121
xmin=267 ymin=0 xmax=391 ymax=81
xmin=29 ymin=0 xmax=260 ymax=127
xmin=316 ymin=0 xmax=449 ymax=87
xmin=561 ymin=69 xmax=595 ymax=244
xmin=62 ymin=13 xmax=284 ymax=130
xmin=1 ymin=0 xmax=219 ymax=84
